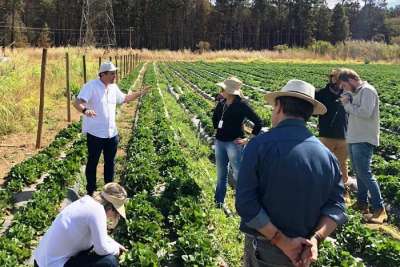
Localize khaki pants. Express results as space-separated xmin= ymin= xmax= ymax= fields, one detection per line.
xmin=320 ymin=137 xmax=349 ymax=184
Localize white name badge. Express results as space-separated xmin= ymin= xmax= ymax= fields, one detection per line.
xmin=218 ymin=120 xmax=224 ymax=129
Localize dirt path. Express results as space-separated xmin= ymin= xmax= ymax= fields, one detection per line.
xmin=0 ymin=105 xmax=81 ymax=185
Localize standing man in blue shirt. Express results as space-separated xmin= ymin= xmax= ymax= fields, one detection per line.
xmin=236 ymin=80 xmax=347 ymax=267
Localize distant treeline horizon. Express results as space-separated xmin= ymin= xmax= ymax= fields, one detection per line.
xmin=1 ymin=0 xmax=400 ymax=50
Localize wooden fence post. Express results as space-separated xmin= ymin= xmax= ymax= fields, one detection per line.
xmin=66 ymin=52 xmax=71 ymax=122
xmin=83 ymin=55 xmax=87 ymax=84
xmin=115 ymin=55 xmax=119 ymax=83
xmin=130 ymin=54 xmax=133 ymax=73
xmin=124 ymin=55 xmax=126 ymax=77
xmin=36 ymin=48 xmax=47 ymax=149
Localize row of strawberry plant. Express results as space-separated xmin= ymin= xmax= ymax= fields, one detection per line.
xmin=118 ymin=62 xmax=144 ymax=93
xmin=158 ymin=63 xmax=215 ymax=136
xmin=197 ymin=61 xmax=400 ymax=106
xmin=195 ymin=61 xmax=400 ymax=134
xmin=157 ymin=63 xmax=245 ymax=266
xmin=115 ymin=65 xmax=218 ymax=266
xmin=172 ymin=62 xmax=400 ymax=160
xmin=166 ymin=63 xmax=273 ymax=128
xmin=164 ymin=63 xmax=400 ymax=266
xmin=3 ymin=122 xmax=81 ymax=193
xmin=335 ymin=211 xmax=400 ymax=267
xmin=372 ymin=155 xmax=400 ymax=224
xmin=0 ymin=136 xmax=87 ymax=266
xmin=0 ymin=122 xmax=81 ymax=231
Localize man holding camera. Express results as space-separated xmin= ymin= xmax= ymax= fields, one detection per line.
xmin=338 ymin=68 xmax=387 ymax=224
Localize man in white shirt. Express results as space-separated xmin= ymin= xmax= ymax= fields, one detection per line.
xmin=73 ymin=62 xmax=149 ymax=195
xmin=34 ymin=183 xmax=128 ymax=267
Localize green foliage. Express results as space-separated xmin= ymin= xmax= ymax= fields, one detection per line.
xmin=331 ymin=4 xmax=349 ymax=44
xmin=115 ymin=64 xmax=218 ymax=266
xmin=0 ymin=136 xmax=87 ymax=264
xmin=273 ymin=44 xmax=289 ymax=53
xmin=0 ymin=70 xmax=137 ymax=266
xmin=161 ymin=61 xmax=400 ymax=266
xmin=316 ymin=241 xmax=363 ymax=267
xmin=336 ymin=212 xmax=400 ymax=267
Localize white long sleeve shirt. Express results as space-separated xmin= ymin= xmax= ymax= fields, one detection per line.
xmin=34 ymin=196 xmax=119 ymax=267
xmin=78 ymin=79 xmax=126 ymax=138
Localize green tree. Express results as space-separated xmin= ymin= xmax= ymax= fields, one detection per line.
xmin=315 ymin=5 xmax=332 ymax=41
xmin=37 ymin=23 xmax=52 ymax=47
xmin=331 ymin=4 xmax=349 ymax=44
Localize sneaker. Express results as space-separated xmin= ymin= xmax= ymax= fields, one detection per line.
xmin=364 ymin=208 xmax=388 ymax=224
xmin=352 ymin=201 xmax=369 ymax=214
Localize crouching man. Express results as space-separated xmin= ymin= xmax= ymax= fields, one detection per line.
xmin=34 ymin=183 xmax=128 ymax=267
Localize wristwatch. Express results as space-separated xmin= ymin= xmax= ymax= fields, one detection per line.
xmin=270 ymin=230 xmax=282 ymax=246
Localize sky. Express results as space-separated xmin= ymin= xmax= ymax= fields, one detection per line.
xmin=326 ymin=0 xmax=400 ymax=8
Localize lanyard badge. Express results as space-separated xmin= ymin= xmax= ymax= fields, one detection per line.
xmin=218 ymin=103 xmax=229 ymax=129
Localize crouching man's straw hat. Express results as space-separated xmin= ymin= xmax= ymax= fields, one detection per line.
xmin=216 ymin=76 xmax=243 ymax=96
xmin=100 ymin=182 xmax=128 ymax=219
xmin=264 ymin=79 xmax=327 ymax=115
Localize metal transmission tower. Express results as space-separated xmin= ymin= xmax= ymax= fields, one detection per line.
xmin=80 ymin=0 xmax=116 ymax=47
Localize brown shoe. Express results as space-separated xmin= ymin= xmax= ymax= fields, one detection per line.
xmin=352 ymin=201 xmax=369 ymax=214
xmin=365 ymin=208 xmax=388 ymax=224
xmin=344 ymin=190 xmax=351 ymax=205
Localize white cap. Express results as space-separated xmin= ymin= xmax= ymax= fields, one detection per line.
xmin=98 ymin=61 xmax=118 ymax=75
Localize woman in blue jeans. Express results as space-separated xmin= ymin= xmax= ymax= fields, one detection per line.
xmin=212 ymin=77 xmax=263 ymax=209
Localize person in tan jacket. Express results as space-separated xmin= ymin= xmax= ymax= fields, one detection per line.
xmin=316 ymin=69 xmax=350 ymax=202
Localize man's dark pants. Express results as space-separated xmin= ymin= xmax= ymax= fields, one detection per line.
xmin=86 ymin=133 xmax=119 ymax=195
xmin=34 ymin=250 xmax=119 ymax=267
xmin=244 ymin=235 xmax=293 ymax=267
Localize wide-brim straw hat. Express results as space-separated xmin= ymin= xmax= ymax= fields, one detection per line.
xmin=264 ymin=79 xmax=327 ymax=115
xmin=216 ymin=76 xmax=243 ymax=96
xmin=100 ymin=183 xmax=127 ymax=219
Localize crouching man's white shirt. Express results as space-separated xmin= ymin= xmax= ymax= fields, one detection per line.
xmin=78 ymin=79 xmax=126 ymax=138
xmin=34 ymin=196 xmax=119 ymax=267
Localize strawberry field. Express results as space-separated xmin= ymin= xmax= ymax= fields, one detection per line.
xmin=1 ymin=60 xmax=400 ymax=266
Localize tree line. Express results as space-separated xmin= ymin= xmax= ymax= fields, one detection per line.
xmin=1 ymin=0 xmax=400 ymax=50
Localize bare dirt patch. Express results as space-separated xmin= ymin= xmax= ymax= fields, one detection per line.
xmin=0 ymin=106 xmax=81 ymax=185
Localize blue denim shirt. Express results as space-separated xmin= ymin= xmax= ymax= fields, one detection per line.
xmin=236 ymin=119 xmax=347 ymax=238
